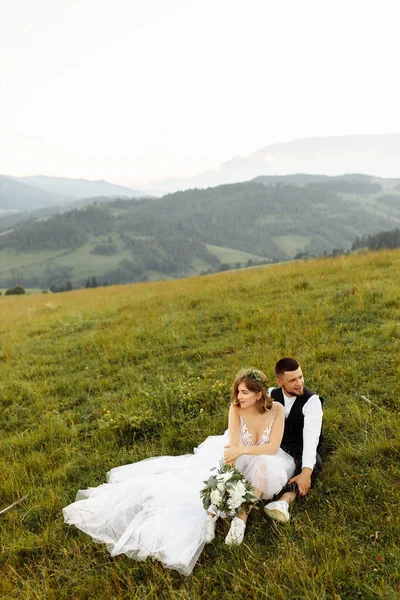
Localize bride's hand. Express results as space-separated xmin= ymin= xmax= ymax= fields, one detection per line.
xmin=223 ymin=444 xmax=244 ymax=465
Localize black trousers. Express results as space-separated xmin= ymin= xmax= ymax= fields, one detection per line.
xmin=274 ymin=449 xmax=323 ymax=498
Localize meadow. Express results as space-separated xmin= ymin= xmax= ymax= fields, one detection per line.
xmin=0 ymin=238 xmax=266 ymax=288
xmin=0 ymin=250 xmax=399 ymax=599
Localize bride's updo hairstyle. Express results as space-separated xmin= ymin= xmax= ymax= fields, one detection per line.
xmin=232 ymin=368 xmax=272 ymax=413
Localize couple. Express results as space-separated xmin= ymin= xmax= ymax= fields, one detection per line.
xmin=63 ymin=357 xmax=323 ymax=576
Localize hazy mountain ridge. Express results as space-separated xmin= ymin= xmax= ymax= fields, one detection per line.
xmin=21 ymin=175 xmax=143 ymax=200
xmin=0 ymin=175 xmax=146 ymax=216
xmin=135 ymin=134 xmax=400 ymax=193
xmin=0 ymin=175 xmax=71 ymax=211
xmin=1 ymin=173 xmax=400 ymax=289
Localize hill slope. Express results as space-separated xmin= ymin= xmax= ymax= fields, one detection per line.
xmin=1 ymin=174 xmax=400 ymax=289
xmin=0 ymin=250 xmax=399 ymax=599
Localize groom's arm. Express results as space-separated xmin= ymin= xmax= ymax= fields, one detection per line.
xmin=302 ymin=394 xmax=323 ymax=470
xmin=289 ymin=395 xmax=323 ymax=496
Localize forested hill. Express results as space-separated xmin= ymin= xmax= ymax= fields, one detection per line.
xmin=352 ymin=227 xmax=400 ymax=250
xmin=1 ymin=174 xmax=400 ymax=289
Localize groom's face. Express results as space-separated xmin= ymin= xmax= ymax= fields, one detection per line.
xmin=277 ymin=367 xmax=304 ymax=397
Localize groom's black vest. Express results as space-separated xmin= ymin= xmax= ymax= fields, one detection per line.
xmin=270 ymin=387 xmax=324 ymax=461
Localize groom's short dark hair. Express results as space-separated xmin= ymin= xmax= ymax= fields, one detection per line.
xmin=275 ymin=357 xmax=300 ymax=376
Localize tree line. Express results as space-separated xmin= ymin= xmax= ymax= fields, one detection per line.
xmin=352 ymin=228 xmax=400 ymax=251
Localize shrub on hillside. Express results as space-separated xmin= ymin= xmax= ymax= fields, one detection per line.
xmin=98 ymin=410 xmax=161 ymax=446
xmin=5 ymin=286 xmax=26 ymax=295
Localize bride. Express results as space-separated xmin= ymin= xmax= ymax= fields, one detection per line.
xmin=63 ymin=368 xmax=295 ymax=576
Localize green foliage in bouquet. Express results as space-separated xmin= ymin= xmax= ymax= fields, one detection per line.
xmin=200 ymin=459 xmax=257 ymax=517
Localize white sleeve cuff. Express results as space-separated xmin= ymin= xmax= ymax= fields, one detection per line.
xmin=302 ymin=462 xmax=315 ymax=471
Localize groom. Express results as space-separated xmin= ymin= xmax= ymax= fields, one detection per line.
xmin=264 ymin=357 xmax=323 ymax=523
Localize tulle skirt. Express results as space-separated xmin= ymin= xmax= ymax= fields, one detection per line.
xmin=235 ymin=450 xmax=295 ymax=499
xmin=63 ymin=432 xmax=295 ymax=575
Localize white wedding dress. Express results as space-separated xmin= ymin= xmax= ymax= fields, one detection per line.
xmin=63 ymin=419 xmax=295 ymax=576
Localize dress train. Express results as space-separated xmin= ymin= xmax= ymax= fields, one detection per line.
xmin=63 ymin=428 xmax=295 ymax=575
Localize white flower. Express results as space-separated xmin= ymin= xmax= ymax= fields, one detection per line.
xmin=227 ymin=492 xmax=245 ymax=510
xmin=227 ymin=480 xmax=247 ymax=509
xmin=217 ymin=482 xmax=225 ymax=492
xmin=231 ymin=480 xmax=246 ymax=497
xmin=210 ymin=489 xmax=222 ymax=506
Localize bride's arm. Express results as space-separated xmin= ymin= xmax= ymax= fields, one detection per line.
xmin=228 ymin=404 xmax=240 ymax=446
xmin=223 ymin=405 xmax=241 ymax=465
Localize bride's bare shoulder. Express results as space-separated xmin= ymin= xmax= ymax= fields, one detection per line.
xmin=271 ymin=401 xmax=284 ymax=415
xmin=229 ymin=403 xmax=240 ymax=416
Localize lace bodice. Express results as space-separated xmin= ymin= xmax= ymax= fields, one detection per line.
xmin=239 ymin=416 xmax=274 ymax=446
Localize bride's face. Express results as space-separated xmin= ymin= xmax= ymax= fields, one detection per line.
xmin=237 ymin=382 xmax=261 ymax=409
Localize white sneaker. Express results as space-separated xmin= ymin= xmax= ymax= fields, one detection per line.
xmin=264 ymin=500 xmax=290 ymax=523
xmin=225 ymin=517 xmax=246 ymax=546
xmin=205 ymin=513 xmax=217 ymax=543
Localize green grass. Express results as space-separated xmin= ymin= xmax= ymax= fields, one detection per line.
xmin=205 ymin=244 xmax=268 ymax=265
xmin=1 ymin=250 xmax=400 ymax=599
xmin=0 ymin=238 xmax=267 ymax=288
xmin=0 ymin=235 xmax=134 ymax=284
xmin=0 ymin=248 xmax=61 ymax=271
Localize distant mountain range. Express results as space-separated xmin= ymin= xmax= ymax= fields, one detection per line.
xmin=3 ymin=134 xmax=399 ymax=211
xmin=0 ymin=175 xmax=145 ymax=214
xmin=1 ymin=173 xmax=400 ymax=290
xmin=134 ymin=133 xmax=400 ymax=193
xmin=20 ymin=175 xmax=145 ymax=200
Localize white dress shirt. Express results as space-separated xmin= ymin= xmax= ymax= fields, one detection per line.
xmin=268 ymin=387 xmax=323 ymax=470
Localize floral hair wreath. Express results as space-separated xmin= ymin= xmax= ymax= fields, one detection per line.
xmin=241 ymin=368 xmax=268 ymax=392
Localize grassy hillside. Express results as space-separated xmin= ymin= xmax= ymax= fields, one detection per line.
xmin=1 ymin=251 xmax=399 ymax=599
xmin=0 ymin=239 xmax=266 ymax=290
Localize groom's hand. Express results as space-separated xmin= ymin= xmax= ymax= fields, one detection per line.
xmin=288 ymin=468 xmax=312 ymax=496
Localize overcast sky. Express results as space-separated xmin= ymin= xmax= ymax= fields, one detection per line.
xmin=1 ymin=0 xmax=399 ymax=186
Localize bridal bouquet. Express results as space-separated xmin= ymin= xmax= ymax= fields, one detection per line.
xmin=200 ymin=459 xmax=257 ymax=517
